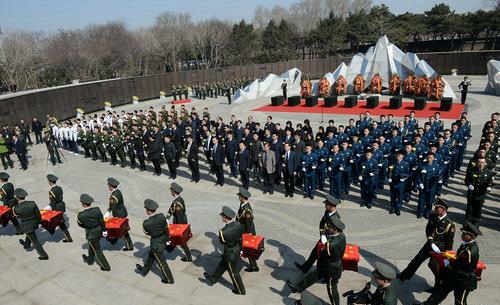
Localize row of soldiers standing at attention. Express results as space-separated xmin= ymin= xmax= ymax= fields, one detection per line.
xmin=0 ymin=170 xmax=260 ymax=294
xmin=44 ymin=106 xmax=497 ymax=225
xmin=171 ymin=77 xmax=252 ymax=103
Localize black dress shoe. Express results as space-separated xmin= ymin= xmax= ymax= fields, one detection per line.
xmin=285 ymin=194 xmax=289 ymax=197
xmin=417 ymin=214 xmax=422 ymax=219
xmin=122 ymin=247 xmax=133 ymax=251
xmin=100 ymin=267 xmax=111 ymax=272
xmin=395 ymin=211 xmax=401 ymax=216
xmin=389 ymin=209 xmax=394 ymax=214
xmin=286 ymin=280 xmax=298 ymax=293
xmin=181 ymin=257 xmax=192 ymax=262
xmin=290 ymin=194 xmax=294 ymax=198
xmin=38 ymin=256 xmax=49 ymax=260
xmin=203 ymin=272 xmax=213 ymax=286
xmin=82 ymin=254 xmax=93 ymax=265
xmin=161 ymin=278 xmax=171 ymax=284
xmin=19 ymin=239 xmax=25 ymax=247
xmin=244 ymin=267 xmax=259 ymax=272
xmin=232 ymin=289 xmax=245 ymax=295
xmin=63 ymin=239 xmax=73 ymax=243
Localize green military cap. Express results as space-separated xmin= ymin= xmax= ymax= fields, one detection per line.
xmin=433 ymin=198 xmax=449 ymax=210
xmin=330 ymin=216 xmax=345 ymax=231
xmin=300 ymin=290 xmax=322 ymax=305
xmin=461 ymin=221 xmax=482 ymax=237
xmin=80 ymin=193 xmax=94 ymax=205
xmin=14 ymin=188 xmax=28 ymax=199
xmin=144 ymin=199 xmax=159 ymax=211
xmin=47 ymin=174 xmax=58 ymax=183
xmin=237 ymin=187 xmax=251 ymax=199
xmin=0 ymin=172 xmax=9 ymax=180
xmin=372 ymin=262 xmax=396 ymax=280
xmin=107 ymin=177 xmax=119 ymax=187
xmin=323 ymin=194 xmax=340 ymax=206
xmin=170 ymin=182 xmax=183 ymax=194
xmin=220 ymin=206 xmax=236 ymax=219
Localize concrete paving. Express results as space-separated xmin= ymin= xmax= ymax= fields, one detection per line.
xmin=0 ymin=75 xmax=499 ymax=305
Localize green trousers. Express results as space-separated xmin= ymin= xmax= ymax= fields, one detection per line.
xmin=23 ymin=231 xmax=48 ymax=259
xmin=87 ymin=238 xmax=110 ymax=270
xmin=143 ymin=250 xmax=174 ymax=283
xmin=209 ymin=257 xmax=246 ymax=295
xmin=295 ymin=270 xmax=339 ymax=305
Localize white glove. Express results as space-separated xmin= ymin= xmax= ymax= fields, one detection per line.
xmin=328 ymin=167 xmax=332 ymax=171
xmin=302 ymin=168 xmax=306 ymax=172
xmin=400 ymin=178 xmax=405 ymax=182
xmin=312 ymin=166 xmax=317 ymax=169
xmin=103 ymin=211 xmax=111 ymax=219
xmin=421 ymin=170 xmax=427 ymax=174
xmin=468 ymin=185 xmax=474 ymax=191
xmin=102 ymin=231 xmax=108 ymax=237
xmin=320 ymin=235 xmax=327 ymax=245
xmin=350 ymin=160 xmax=354 ymax=163
xmin=438 ymin=180 xmax=443 ymax=184
xmin=339 ymin=167 xmax=344 ymax=171
xmin=431 ymin=243 xmax=441 ymax=254
xmin=487 ymin=187 xmax=492 ymax=192
xmin=359 ymin=176 xmax=363 ymax=181
xmin=443 ymin=259 xmax=450 ymax=268
xmin=458 ymin=143 xmax=463 ymax=146
xmin=444 ymin=161 xmax=449 ymax=164
xmin=43 ymin=205 xmax=52 ymax=211
xmin=378 ymin=163 xmax=383 ymax=167
xmin=412 ymin=167 xmax=417 ymax=171
xmin=388 ymin=178 xmax=392 ymax=183
xmin=166 ymin=241 xmax=171 ymax=246
xmin=369 ymin=172 xmax=374 ymax=176
xmin=419 ymin=183 xmax=424 ymax=189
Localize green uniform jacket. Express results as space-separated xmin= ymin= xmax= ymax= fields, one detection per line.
xmin=465 ymin=168 xmax=494 ymax=201
xmin=109 ymin=189 xmax=127 ymax=218
xmin=13 ymin=200 xmax=41 ymax=233
xmin=49 ymin=185 xmax=66 ymax=212
xmin=77 ymin=207 xmax=105 ymax=240
xmin=425 ymin=214 xmax=455 ymax=251
xmin=451 ymin=241 xmax=480 ymax=290
xmin=0 ymin=138 xmax=9 ymax=154
xmin=319 ymin=210 xmax=342 ymax=235
xmin=219 ymin=221 xmax=243 ymax=262
xmin=86 ymin=133 xmax=95 ymax=148
xmin=167 ymin=196 xmax=187 ymax=224
xmin=317 ymin=232 xmax=346 ymax=280
xmin=1 ymin=182 xmax=14 ymax=206
xmin=236 ymin=202 xmax=255 ymax=235
xmin=372 ymin=284 xmax=397 ymax=305
xmin=142 ymin=213 xmax=169 ymax=252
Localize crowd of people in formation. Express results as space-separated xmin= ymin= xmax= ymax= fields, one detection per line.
xmin=171 ymin=77 xmax=252 ymax=104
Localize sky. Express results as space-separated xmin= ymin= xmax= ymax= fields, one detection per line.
xmin=0 ymin=0 xmax=489 ymax=32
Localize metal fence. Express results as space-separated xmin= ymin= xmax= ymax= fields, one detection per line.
xmin=1 ymin=51 xmax=498 ymax=126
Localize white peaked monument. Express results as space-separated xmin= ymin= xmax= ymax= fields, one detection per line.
xmin=328 ymin=36 xmax=456 ymax=99
xmin=485 ymin=60 xmax=500 ymax=96
xmin=233 ymin=68 xmax=302 ymax=103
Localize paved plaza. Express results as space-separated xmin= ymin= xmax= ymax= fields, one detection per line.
xmin=0 ymin=75 xmax=498 ymax=305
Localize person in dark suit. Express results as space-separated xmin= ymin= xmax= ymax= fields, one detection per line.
xmin=32 ymin=117 xmax=43 ymax=144
xmin=237 ymin=141 xmax=251 ymax=190
xmin=282 ymin=143 xmax=297 ymax=197
xmin=225 ymin=131 xmax=238 ymax=178
xmin=148 ymin=134 xmax=162 ymax=176
xmin=164 ymin=134 xmax=177 ymax=179
xmin=185 ymin=135 xmax=200 ymax=182
xmin=12 ymin=134 xmax=28 ymax=170
xmin=211 ymin=137 xmax=225 ymax=186
xmin=270 ymin=133 xmax=283 ymax=185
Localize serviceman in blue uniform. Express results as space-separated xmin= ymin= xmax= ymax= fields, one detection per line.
xmin=315 ymin=140 xmax=328 ymax=191
xmin=350 ymin=133 xmax=363 ymax=184
xmin=388 ymin=150 xmax=410 ymax=216
xmin=340 ymin=141 xmax=353 ymax=195
xmin=302 ymin=144 xmax=318 ymax=200
xmin=359 ymin=148 xmax=379 ymax=209
xmin=451 ymin=123 xmax=466 ymax=173
xmin=403 ymin=143 xmax=418 ymax=203
xmin=436 ymin=135 xmax=452 ymax=187
xmin=327 ymin=144 xmax=345 ymax=201
xmin=416 ymin=152 xmax=442 ymax=219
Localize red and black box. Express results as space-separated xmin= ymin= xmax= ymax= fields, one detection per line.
xmin=316 ymin=241 xmax=360 ymax=271
xmin=105 ymin=217 xmax=130 ymax=239
xmin=242 ymin=233 xmax=265 ymax=259
xmin=168 ymin=224 xmax=192 ymax=246
xmin=429 ymin=251 xmax=486 ymax=281
xmin=0 ymin=206 xmax=13 ymax=227
xmin=40 ymin=210 xmax=64 ymax=232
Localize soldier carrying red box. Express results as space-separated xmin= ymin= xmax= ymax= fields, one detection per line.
xmin=42 ymin=174 xmax=72 ymax=242
xmin=165 ymin=182 xmax=192 ymax=262
xmin=235 ymin=187 xmax=259 ymax=272
xmin=0 ymin=172 xmax=22 ymax=234
xmin=105 ymin=177 xmax=133 ymax=251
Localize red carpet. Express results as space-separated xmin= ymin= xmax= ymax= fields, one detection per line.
xmin=172 ymin=99 xmax=192 ymax=105
xmin=252 ymin=98 xmax=464 ymax=119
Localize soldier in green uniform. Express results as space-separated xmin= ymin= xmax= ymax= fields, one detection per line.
xmin=371 ymin=262 xmax=397 ymax=305
xmin=464 ymin=157 xmax=494 ymax=226
xmin=166 ymin=182 xmax=192 ymax=262
xmin=415 ymin=221 xmax=481 ymax=305
xmin=113 ymin=130 xmax=127 ymax=168
xmin=86 ymin=127 xmax=98 ymax=160
xmin=77 ymin=193 xmax=111 ymax=271
xmin=226 ymin=85 xmax=232 ymax=105
xmin=295 ymin=194 xmax=342 ymax=273
xmin=0 ymin=172 xmax=21 ymax=234
xmin=235 ymin=187 xmax=258 ymax=272
xmin=203 ymin=206 xmax=246 ymax=295
xmin=95 ymin=129 xmax=107 ymax=162
xmin=136 ymin=199 xmax=175 ymax=284
xmin=399 ymin=198 xmax=455 ymax=285
xmin=13 ymin=188 xmax=49 ymax=260
xmin=45 ymin=174 xmax=72 ymax=242
xmin=183 ymin=85 xmax=189 ymax=100
xmin=287 ymin=216 xmax=346 ymax=305
xmin=106 ymin=178 xmax=133 ymax=251
xmin=78 ymin=127 xmax=89 ymax=158
xmin=172 ymin=85 xmax=177 ymax=101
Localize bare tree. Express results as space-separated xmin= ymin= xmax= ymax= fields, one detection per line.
xmin=189 ymin=19 xmax=231 ymax=69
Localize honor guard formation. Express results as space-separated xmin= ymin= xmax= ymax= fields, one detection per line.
xmin=0 ymin=96 xmax=498 ymax=305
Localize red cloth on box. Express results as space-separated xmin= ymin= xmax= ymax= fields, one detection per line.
xmin=168 ymin=224 xmax=192 ymax=245
xmin=316 ymin=240 xmax=360 ymax=271
xmin=0 ymin=206 xmax=13 ymax=226
xmin=40 ymin=210 xmax=63 ymax=232
xmin=242 ymin=233 xmax=265 ymax=259
xmin=105 ymin=217 xmax=130 ymax=239
xmin=430 ymin=251 xmax=486 ymax=281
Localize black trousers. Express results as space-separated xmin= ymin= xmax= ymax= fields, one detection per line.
xmin=188 ymin=158 xmax=200 ymax=181
xmin=263 ymin=170 xmax=275 ymax=192
xmin=295 ymin=270 xmax=339 ymax=305
xmin=23 ymin=231 xmax=48 ymax=259
xmin=48 ymin=149 xmax=61 ymax=165
xmin=461 ymin=90 xmax=467 ymax=104
xmin=465 ymin=196 xmax=484 ymax=226
xmin=16 ymin=153 xmax=28 ymax=170
xmin=166 ymin=159 xmax=177 ymax=178
xmin=423 ymin=275 xmax=471 ymax=305
xmin=399 ymin=242 xmax=431 ymax=281
xmin=152 ymin=158 xmax=162 ymax=175
xmin=35 ymin=132 xmax=43 ymax=144
xmin=142 ymin=250 xmax=174 ymax=283
xmin=284 ymin=170 xmax=295 ymax=196
xmin=214 ymin=164 xmax=224 ymax=185
xmin=0 ymin=153 xmax=13 ymax=169
xmin=274 ymin=163 xmax=282 ymax=184
xmin=127 ymin=150 xmax=136 ymax=167
xmin=86 ymin=238 xmax=110 ymax=270
xmin=137 ymin=152 xmax=146 ymax=170
xmin=240 ymin=169 xmax=249 ymax=189
xmin=208 ymin=257 xmax=245 ymax=295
